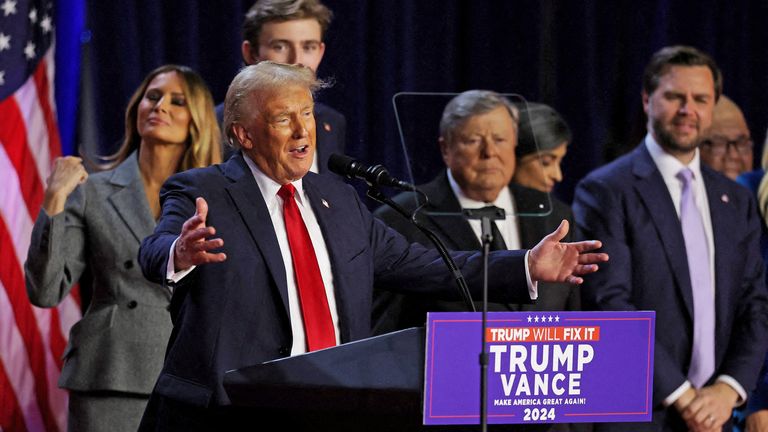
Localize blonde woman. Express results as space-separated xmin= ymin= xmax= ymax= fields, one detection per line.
xmin=25 ymin=64 xmax=221 ymax=432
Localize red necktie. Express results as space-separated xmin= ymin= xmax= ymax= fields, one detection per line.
xmin=277 ymin=184 xmax=336 ymax=351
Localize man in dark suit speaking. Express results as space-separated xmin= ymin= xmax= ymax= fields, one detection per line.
xmin=138 ymin=62 xmax=608 ymax=431
xmin=573 ymin=46 xmax=768 ymax=432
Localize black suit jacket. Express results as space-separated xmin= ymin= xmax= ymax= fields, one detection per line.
xmin=372 ymin=171 xmax=578 ymax=334
xmin=216 ymin=101 xmax=346 ymax=174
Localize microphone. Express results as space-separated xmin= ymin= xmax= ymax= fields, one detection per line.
xmin=328 ymin=154 xmax=416 ymax=191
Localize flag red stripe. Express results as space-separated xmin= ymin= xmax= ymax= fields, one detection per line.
xmin=69 ymin=283 xmax=82 ymax=309
xmin=0 ymin=360 xmax=29 ymax=432
xmin=33 ymin=58 xmax=62 ymax=161
xmin=0 ymin=217 xmax=60 ymax=432
xmin=0 ymin=98 xmax=45 ymax=221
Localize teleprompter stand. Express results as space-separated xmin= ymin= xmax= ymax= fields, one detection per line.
xmin=463 ymin=205 xmax=506 ymax=432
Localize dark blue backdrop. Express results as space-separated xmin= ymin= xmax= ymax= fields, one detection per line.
xmin=77 ymin=0 xmax=768 ymax=205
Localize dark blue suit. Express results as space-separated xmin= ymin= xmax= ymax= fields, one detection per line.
xmin=137 ymin=153 xmax=533 ymax=430
xmin=216 ymin=101 xmax=346 ymax=174
xmin=573 ymin=143 xmax=768 ymax=431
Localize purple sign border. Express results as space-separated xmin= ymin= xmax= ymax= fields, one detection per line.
xmin=424 ymin=311 xmax=656 ymax=425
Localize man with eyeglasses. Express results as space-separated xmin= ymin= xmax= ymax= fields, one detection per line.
xmin=700 ymin=95 xmax=753 ymax=181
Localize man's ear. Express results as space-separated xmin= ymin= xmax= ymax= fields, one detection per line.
xmin=317 ymin=41 xmax=326 ymax=65
xmin=231 ymin=123 xmax=253 ymax=150
xmin=641 ymin=90 xmax=650 ymax=115
xmin=439 ymin=136 xmax=450 ymax=164
xmin=241 ymin=41 xmax=257 ymax=65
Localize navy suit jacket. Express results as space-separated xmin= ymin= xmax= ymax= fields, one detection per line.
xmin=371 ymin=171 xmax=577 ymax=334
xmin=573 ymin=143 xmax=768 ymax=430
xmin=138 ymin=154 xmax=534 ymax=409
xmin=216 ymin=101 xmax=346 ymax=174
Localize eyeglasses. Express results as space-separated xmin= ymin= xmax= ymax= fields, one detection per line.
xmin=700 ymin=137 xmax=753 ymax=156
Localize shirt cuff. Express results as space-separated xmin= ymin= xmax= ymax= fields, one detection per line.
xmin=523 ymin=250 xmax=538 ymax=300
xmin=717 ymin=375 xmax=747 ymax=406
xmin=166 ymin=237 xmax=195 ymax=291
xmin=664 ymin=381 xmax=692 ymax=407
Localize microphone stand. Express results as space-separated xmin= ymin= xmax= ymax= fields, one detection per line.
xmin=366 ymin=186 xmax=476 ymax=312
xmin=463 ymin=206 xmax=505 ymax=432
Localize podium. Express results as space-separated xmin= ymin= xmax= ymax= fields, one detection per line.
xmin=223 ymin=328 xmax=427 ymax=431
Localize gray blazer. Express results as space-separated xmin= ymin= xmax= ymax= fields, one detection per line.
xmin=25 ymin=152 xmax=171 ymax=394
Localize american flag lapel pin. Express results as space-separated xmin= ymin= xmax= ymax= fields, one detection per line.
xmin=322 ymin=198 xmax=330 ymax=208
xmin=721 ymin=194 xmax=729 ymax=203
xmin=323 ymin=122 xmax=332 ymax=132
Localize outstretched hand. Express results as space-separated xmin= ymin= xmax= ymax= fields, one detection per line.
xmin=528 ymin=220 xmax=608 ymax=284
xmin=174 ymin=197 xmax=227 ymax=271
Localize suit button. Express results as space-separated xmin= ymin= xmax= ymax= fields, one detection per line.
xmin=124 ymin=260 xmax=133 ymax=269
xmin=127 ymin=300 xmax=138 ymax=309
xmin=278 ymin=347 xmax=289 ymax=356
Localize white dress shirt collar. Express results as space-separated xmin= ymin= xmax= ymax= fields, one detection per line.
xmin=243 ymin=153 xmax=306 ymax=206
xmin=644 ymin=133 xmax=704 ymax=187
xmin=446 ymin=169 xmax=515 ymax=215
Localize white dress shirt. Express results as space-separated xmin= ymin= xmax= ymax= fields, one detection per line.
xmin=446 ymin=169 xmax=522 ymax=250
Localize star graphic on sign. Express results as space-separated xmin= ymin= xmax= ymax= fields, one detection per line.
xmin=1 ymin=0 xmax=16 ymax=16
xmin=0 ymin=70 xmax=5 ymax=86
xmin=554 ymin=316 xmax=560 ymax=323
xmin=527 ymin=315 xmax=532 ymax=323
xmin=28 ymin=7 xmax=37 ymax=23
xmin=40 ymin=15 xmax=52 ymax=33
xmin=548 ymin=315 xmax=553 ymax=322
xmin=0 ymin=33 xmax=10 ymax=52
xmin=534 ymin=316 xmax=540 ymax=323
xmin=24 ymin=41 xmax=35 ymax=59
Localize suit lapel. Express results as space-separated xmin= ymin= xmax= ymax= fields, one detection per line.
xmin=224 ymin=155 xmax=290 ymax=317
xmin=420 ymin=172 xmax=481 ymax=250
xmin=106 ymin=153 xmax=155 ymax=244
xmin=702 ymin=168 xmax=736 ymax=350
xmin=511 ymin=183 xmax=551 ymax=248
xmin=632 ymin=145 xmax=694 ymax=318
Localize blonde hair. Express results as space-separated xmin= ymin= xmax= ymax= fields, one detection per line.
xmin=223 ymin=61 xmax=327 ymax=149
xmin=96 ymin=64 xmax=221 ymax=171
xmin=755 ymin=130 xmax=768 ymax=224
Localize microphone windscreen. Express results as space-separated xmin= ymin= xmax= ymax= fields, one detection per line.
xmin=327 ymin=153 xmax=354 ymax=177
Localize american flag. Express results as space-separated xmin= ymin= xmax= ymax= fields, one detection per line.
xmin=0 ymin=0 xmax=81 ymax=431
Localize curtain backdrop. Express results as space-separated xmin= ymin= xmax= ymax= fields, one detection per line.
xmin=80 ymin=0 xmax=768 ymax=204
